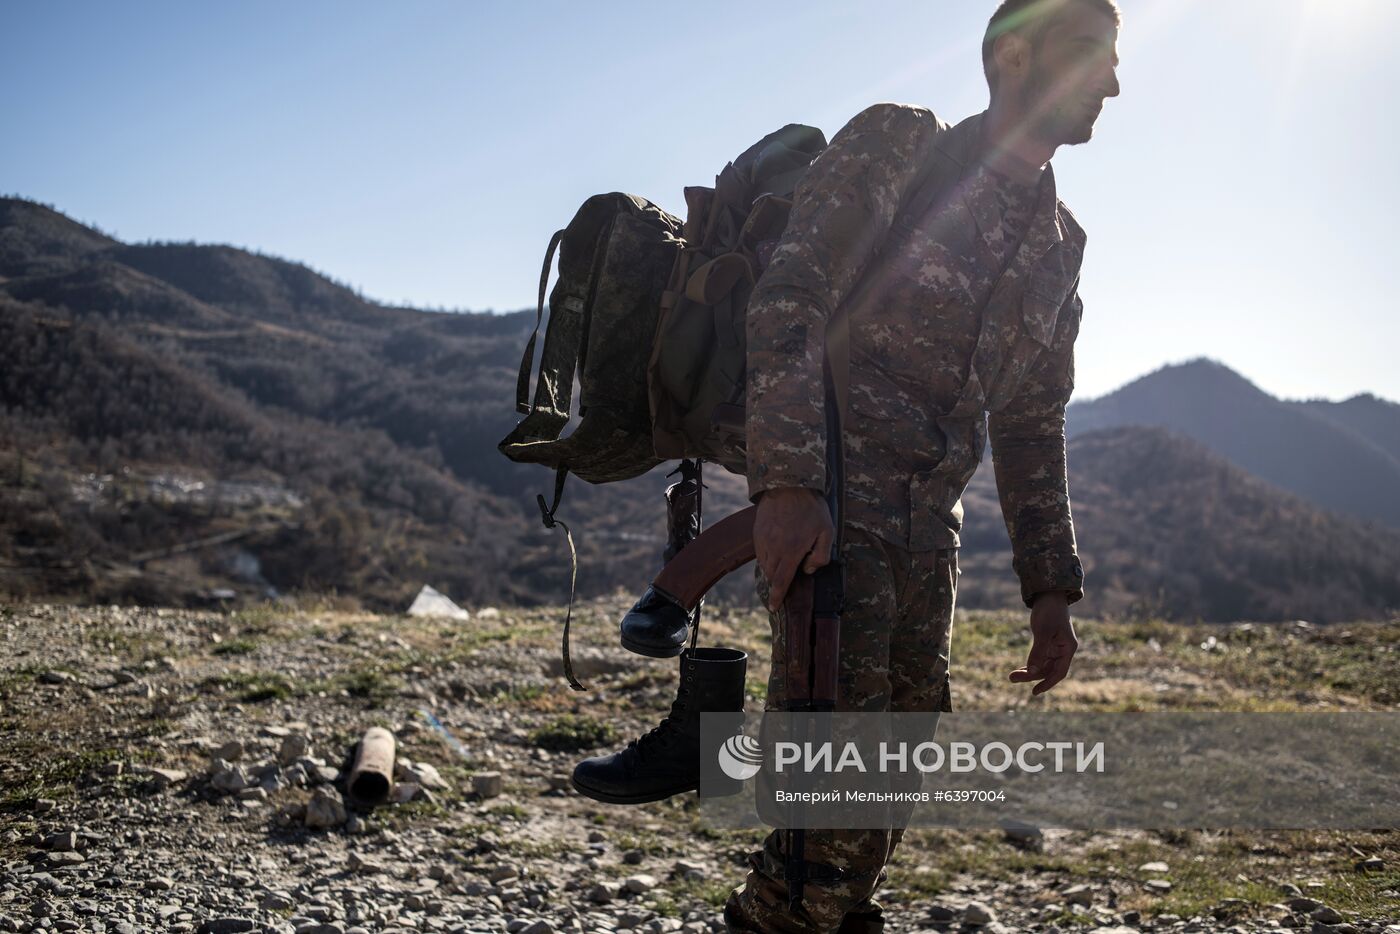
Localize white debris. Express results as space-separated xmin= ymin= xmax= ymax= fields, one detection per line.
xmin=406 ymin=585 xmax=471 ymax=620
xmin=401 ymin=761 xmax=450 ymax=791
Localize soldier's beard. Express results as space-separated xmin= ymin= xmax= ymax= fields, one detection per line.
xmin=1021 ymin=62 xmax=1097 ymax=147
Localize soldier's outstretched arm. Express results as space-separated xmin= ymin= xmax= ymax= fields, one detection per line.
xmin=988 ymin=288 xmax=1086 ymax=695
xmin=746 ymin=102 xmax=929 ymax=607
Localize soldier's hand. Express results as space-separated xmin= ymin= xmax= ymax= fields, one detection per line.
xmin=1010 ymin=592 xmax=1078 ymax=696
xmin=754 ymin=487 xmax=835 ymax=613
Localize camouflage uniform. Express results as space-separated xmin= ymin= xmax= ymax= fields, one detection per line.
xmin=725 ymin=102 xmax=1088 ymax=933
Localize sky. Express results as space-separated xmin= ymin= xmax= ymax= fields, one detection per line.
xmin=3 ymin=0 xmax=1399 ymax=403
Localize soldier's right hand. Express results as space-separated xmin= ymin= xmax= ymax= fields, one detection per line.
xmin=754 ymin=487 xmax=835 ymax=613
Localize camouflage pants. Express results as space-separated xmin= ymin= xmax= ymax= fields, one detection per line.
xmin=724 ymin=526 xmax=959 ymax=934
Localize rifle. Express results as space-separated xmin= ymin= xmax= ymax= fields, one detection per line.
xmin=779 ymin=347 xmax=845 ymax=912
xmin=640 ymin=325 xmax=849 ymax=918
xmin=649 ymin=506 xmax=756 ymax=610
xmin=640 ymin=506 xmax=841 ymax=915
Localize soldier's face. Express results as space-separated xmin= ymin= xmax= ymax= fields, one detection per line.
xmin=1022 ymin=6 xmax=1121 ymax=146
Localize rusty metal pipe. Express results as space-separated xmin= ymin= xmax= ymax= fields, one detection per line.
xmin=347 ymin=726 xmax=396 ymax=807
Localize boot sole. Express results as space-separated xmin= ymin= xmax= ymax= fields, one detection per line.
xmin=570 ymin=774 xmax=697 ymax=805
xmin=619 ymin=633 xmax=686 ymax=659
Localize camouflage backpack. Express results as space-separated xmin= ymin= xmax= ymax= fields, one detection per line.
xmin=498 ymin=192 xmax=684 ymax=518
xmin=498 ymin=123 xmax=829 ymax=523
xmin=497 ymin=126 xmax=828 ymax=688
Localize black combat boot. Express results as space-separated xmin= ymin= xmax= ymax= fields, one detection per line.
xmin=619 ymin=586 xmax=693 ymax=658
xmin=571 ymin=646 xmax=746 ymax=804
xmin=620 ymin=460 xmax=702 ymax=658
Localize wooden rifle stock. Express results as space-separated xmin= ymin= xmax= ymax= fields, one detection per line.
xmin=646 ymin=502 xmax=839 ymax=710
xmin=651 ymin=505 xmax=757 ymax=609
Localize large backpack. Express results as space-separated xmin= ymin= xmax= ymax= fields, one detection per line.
xmin=647 ymin=123 xmax=829 ymax=476
xmin=498 ymin=124 xmax=828 ymax=519
xmin=497 ymin=193 xmax=683 ymax=493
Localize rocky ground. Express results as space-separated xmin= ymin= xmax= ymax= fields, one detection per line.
xmin=0 ymin=599 xmax=1396 ymax=934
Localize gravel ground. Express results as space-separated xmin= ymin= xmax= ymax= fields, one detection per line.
xmin=0 ymin=602 xmax=1396 ymax=934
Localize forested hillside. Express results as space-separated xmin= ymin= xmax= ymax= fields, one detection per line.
xmin=3 ymin=197 xmax=1397 ymax=623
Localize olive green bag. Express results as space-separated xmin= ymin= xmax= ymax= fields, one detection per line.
xmin=499 ymin=126 xmax=830 ymax=521
xmin=499 ymin=193 xmax=683 ymax=503
xmin=647 ymin=123 xmax=830 ymax=476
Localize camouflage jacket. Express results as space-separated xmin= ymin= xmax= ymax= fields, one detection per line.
xmin=745 ymin=102 xmax=1087 ymax=606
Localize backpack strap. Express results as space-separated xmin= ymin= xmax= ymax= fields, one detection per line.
xmin=508 ymin=229 xmax=587 ymax=691
xmin=536 ymin=467 xmax=587 ymax=691
xmin=516 ymin=227 xmax=566 ymax=414
xmin=886 ymin=147 xmax=967 ymax=246
xmin=828 ymin=131 xmax=962 ymax=473
xmin=507 ymin=223 xmax=596 ymax=446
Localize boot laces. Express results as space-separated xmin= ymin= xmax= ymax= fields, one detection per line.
xmin=630 ymin=672 xmax=695 ymax=755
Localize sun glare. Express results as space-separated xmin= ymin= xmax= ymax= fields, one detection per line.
xmin=1296 ymin=0 xmax=1396 ymax=40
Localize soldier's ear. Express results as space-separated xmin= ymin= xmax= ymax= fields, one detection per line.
xmin=993 ymin=32 xmax=1032 ymax=88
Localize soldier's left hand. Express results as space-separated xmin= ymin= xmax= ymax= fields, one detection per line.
xmin=1010 ymin=592 xmax=1078 ymax=696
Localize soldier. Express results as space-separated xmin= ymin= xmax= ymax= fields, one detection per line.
xmin=725 ymin=0 xmax=1121 ymax=931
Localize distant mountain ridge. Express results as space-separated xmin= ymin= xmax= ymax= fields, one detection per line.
xmin=960 ymin=427 xmax=1400 ymax=622
xmin=1 ymin=196 xmax=1396 ymax=622
xmin=1068 ymin=358 xmax=1400 ymax=529
xmin=0 ymin=198 xmax=119 ymax=270
xmin=1293 ymin=393 xmax=1400 ymax=464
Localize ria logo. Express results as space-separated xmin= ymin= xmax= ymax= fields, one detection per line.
xmin=717 ymin=732 xmax=763 ymax=781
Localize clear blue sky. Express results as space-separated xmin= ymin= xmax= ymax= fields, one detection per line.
xmin=4 ymin=0 xmax=1398 ymax=403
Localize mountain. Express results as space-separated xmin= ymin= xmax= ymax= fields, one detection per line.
xmin=1067 ymin=358 xmax=1400 ymax=529
xmin=1292 ymin=393 xmax=1400 ymax=465
xmin=0 ymin=197 xmax=752 ymax=612
xmin=1 ymin=197 xmax=1396 ymax=623
xmin=958 ymin=427 xmax=1400 ymax=622
xmin=0 ymin=198 xmax=119 ymax=272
